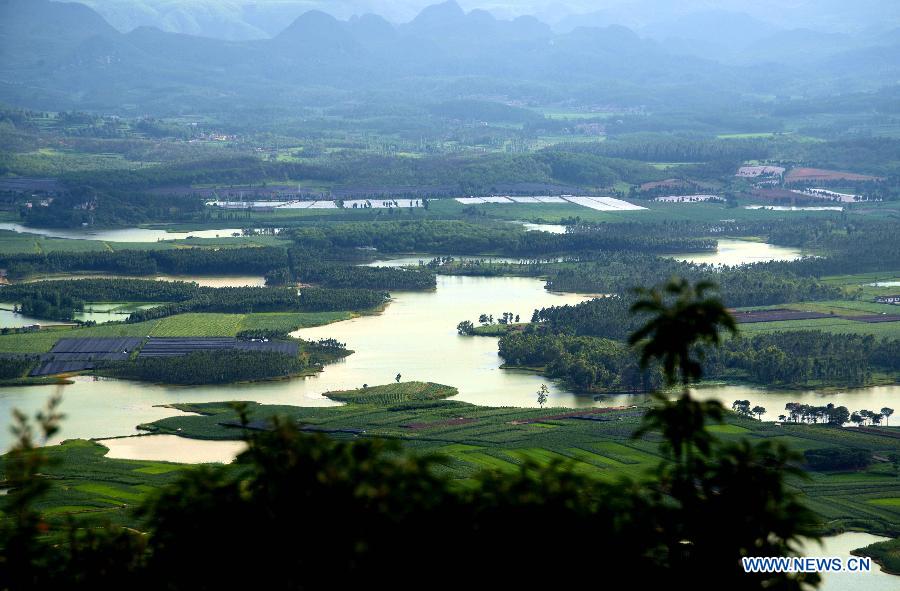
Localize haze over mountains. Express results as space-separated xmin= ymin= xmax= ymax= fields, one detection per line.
xmin=0 ymin=0 xmax=898 ymax=115
xmin=77 ymin=0 xmax=900 ymax=40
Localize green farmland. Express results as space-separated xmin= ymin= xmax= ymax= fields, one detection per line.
xmin=11 ymin=382 xmax=888 ymax=537
xmin=0 ymin=311 xmax=352 ymax=354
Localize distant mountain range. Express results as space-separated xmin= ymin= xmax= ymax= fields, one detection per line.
xmin=0 ymin=0 xmax=898 ymax=115
xmin=74 ymin=0 xmax=900 ymax=41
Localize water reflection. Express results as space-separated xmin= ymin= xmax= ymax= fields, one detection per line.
xmin=673 ymin=238 xmax=805 ymax=266
xmin=0 ymin=273 xmax=896 ymax=455
xmin=21 ymin=274 xmax=266 ymax=288
xmin=0 ymin=306 xmax=143 ymax=327
xmin=0 ymin=375 xmax=340 ymax=451
xmin=521 ymin=223 xmax=568 ymax=234
xmin=368 ymin=255 xmax=564 ymax=267
xmin=0 ymin=223 xmax=246 ymax=242
xmin=99 ymin=434 xmax=246 ymax=464
xmin=801 ymin=532 xmax=896 ymax=590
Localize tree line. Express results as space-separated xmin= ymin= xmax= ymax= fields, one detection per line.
xmin=14 ymin=291 xmax=84 ymax=322
xmin=3 ymin=278 xmax=388 ymax=322
xmin=544 ymin=254 xmax=841 ymax=307
xmin=508 ymin=300 xmax=900 ymax=390
xmin=706 ymin=332 xmax=900 ymax=388
xmin=0 ymin=356 xmax=37 ymax=380
xmin=0 ymin=247 xmax=288 ymax=280
xmin=125 ymin=286 xmax=388 ymax=323
xmin=498 ymin=331 xmax=664 ymax=392
xmin=264 ymin=247 xmax=437 ymax=290
xmin=101 ymin=350 xmax=308 ymax=385
xmin=288 ymin=220 xmax=716 ymax=258
xmin=1 ymin=277 xmax=825 ymax=589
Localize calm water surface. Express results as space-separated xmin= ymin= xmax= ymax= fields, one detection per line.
xmin=802 ymin=532 xmax=895 ymax=590
xmin=367 ymin=255 xmax=562 ymax=267
xmin=22 ymin=273 xmax=266 ymax=288
xmin=2 ymin=271 xmax=898 ymax=584
xmin=0 ymin=223 xmax=245 ymax=242
xmin=99 ymin=435 xmax=246 ymax=464
xmin=1 ymin=273 xmax=898 ymax=451
xmin=0 ymin=276 xmax=587 ymax=450
xmin=521 ymin=223 xmax=568 ymax=234
xmin=673 ymin=238 xmax=805 ymax=266
xmin=0 ymin=307 xmax=138 ymax=327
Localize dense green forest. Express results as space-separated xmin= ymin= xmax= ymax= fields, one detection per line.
xmin=761 ymin=220 xmax=900 ymax=277
xmin=102 ymin=350 xmax=309 ymax=385
xmin=544 ymin=255 xmax=841 ymax=306
xmin=46 ymin=150 xmax=664 ymax=196
xmin=19 ymin=191 xmax=207 ymax=228
xmin=1 ymin=279 xmax=199 ymax=303
xmin=706 ymin=332 xmax=900 ymax=388
xmin=289 ymin=220 xmax=716 ymax=257
xmin=0 ymin=247 xmax=288 ymax=279
xmin=277 ymin=249 xmax=437 ymax=290
xmin=126 ymin=286 xmax=387 ymax=322
xmin=1 ymin=279 xmax=388 ymax=321
xmin=0 ymin=355 xmax=36 ymax=380
xmin=14 ymin=291 xmax=84 ymax=322
xmin=500 ymin=320 xmax=900 ymax=392
xmin=499 ymin=331 xmax=664 ymax=392
xmin=498 ymin=293 xmax=900 ymax=391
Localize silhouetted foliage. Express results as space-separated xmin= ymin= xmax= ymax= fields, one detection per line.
xmin=0 ymin=278 xmax=822 ymax=590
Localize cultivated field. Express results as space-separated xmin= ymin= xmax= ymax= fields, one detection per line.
xmin=16 ymin=381 xmax=900 ymax=538
xmin=0 ymin=312 xmax=351 ymax=354
xmin=786 ymin=168 xmax=882 ymax=183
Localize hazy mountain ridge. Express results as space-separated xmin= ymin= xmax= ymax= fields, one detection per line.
xmin=75 ymin=0 xmax=900 ymax=39
xmin=1 ymin=0 xmax=898 ymax=114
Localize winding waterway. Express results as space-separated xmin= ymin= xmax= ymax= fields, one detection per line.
xmin=0 ymin=276 xmax=587 ymax=451
xmin=0 ymin=222 xmax=247 ymax=242
xmin=1 ymin=272 xmax=897 ymax=452
xmin=0 ymin=244 xmax=898 ymax=586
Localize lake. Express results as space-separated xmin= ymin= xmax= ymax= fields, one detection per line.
xmin=802 ymin=532 xmax=896 ymax=590
xmin=370 ymin=239 xmax=807 ymax=270
xmin=673 ymin=238 xmax=805 ymax=266
xmin=1 ymin=273 xmax=897 ymax=452
xmin=0 ymin=223 xmax=247 ymax=242
xmin=22 ymin=273 xmax=266 ymax=288
xmin=0 ymin=306 xmax=144 ymax=327
xmin=0 ymin=275 xmax=587 ymax=450
xmin=98 ymin=435 xmax=246 ymax=464
xmin=590 ymin=384 xmax=900 ymax=423
xmin=367 ymin=255 xmax=564 ymax=267
xmin=521 ymin=222 xmax=568 ymax=234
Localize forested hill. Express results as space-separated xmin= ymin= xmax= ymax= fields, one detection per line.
xmin=2 ymin=0 xmax=899 ymax=113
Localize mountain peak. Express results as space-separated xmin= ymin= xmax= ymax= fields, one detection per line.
xmin=276 ymin=10 xmax=342 ymax=40
xmin=411 ymin=1 xmax=466 ymax=28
